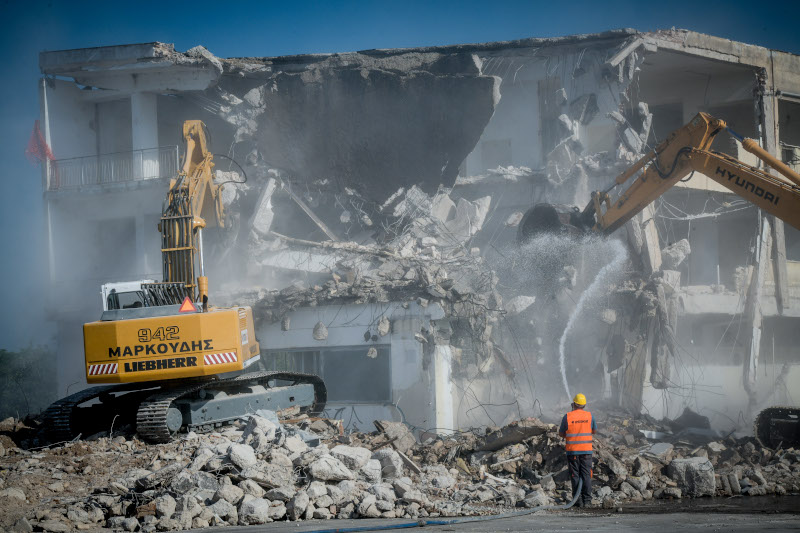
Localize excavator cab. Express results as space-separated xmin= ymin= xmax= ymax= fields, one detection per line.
xmin=102 ymin=281 xmax=155 ymax=311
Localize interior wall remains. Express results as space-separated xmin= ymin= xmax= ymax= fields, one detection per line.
xmin=45 ymin=79 xmax=97 ymax=159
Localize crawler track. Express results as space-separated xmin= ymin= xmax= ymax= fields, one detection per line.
xmin=754 ymin=406 xmax=800 ymax=449
xmin=40 ymin=383 xmax=147 ymax=442
xmin=41 ymin=371 xmax=327 ymax=444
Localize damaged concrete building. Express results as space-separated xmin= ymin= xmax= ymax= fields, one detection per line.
xmin=38 ymin=29 xmax=800 ymax=435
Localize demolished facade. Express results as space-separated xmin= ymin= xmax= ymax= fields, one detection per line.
xmin=38 ymin=29 xmax=800 ymax=439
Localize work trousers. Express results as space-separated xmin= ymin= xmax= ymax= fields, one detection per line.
xmin=567 ymin=453 xmax=592 ymax=505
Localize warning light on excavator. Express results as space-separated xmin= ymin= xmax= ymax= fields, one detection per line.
xmin=178 ymin=297 xmax=197 ymax=313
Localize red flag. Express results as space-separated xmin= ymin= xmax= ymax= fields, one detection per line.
xmin=25 ymin=120 xmax=54 ymax=164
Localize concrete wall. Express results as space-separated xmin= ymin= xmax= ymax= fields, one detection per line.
xmin=464 ymin=44 xmax=624 ymax=179
xmin=97 ymin=98 xmax=132 ymax=154
xmin=256 ymin=302 xmax=453 ymax=433
xmin=45 ymin=79 xmax=97 ymax=159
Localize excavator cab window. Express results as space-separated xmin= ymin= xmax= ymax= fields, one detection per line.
xmin=106 ymin=290 xmax=147 ymax=310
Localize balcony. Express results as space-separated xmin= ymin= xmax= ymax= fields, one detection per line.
xmin=46 ymin=146 xmax=179 ymax=191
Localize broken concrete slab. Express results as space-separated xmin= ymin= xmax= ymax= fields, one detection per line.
xmin=249 ymin=178 xmax=277 ymax=236
xmin=477 ymin=418 xmax=550 ymax=452
xmin=443 ymin=196 xmax=491 ymax=241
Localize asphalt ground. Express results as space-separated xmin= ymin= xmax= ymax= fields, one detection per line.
xmin=194 ymin=496 xmax=800 ymax=533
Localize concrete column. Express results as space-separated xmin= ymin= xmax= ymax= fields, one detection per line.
xmin=131 ymin=92 xmax=159 ymax=180
xmin=39 ymin=78 xmax=52 ymax=190
xmin=135 ymin=214 xmax=154 ymax=276
xmin=757 ymin=61 xmax=789 ymax=315
xmin=743 ymin=216 xmax=771 ymax=415
xmin=433 ymin=345 xmax=455 ymax=435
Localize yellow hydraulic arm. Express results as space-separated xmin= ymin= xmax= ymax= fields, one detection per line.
xmin=159 ymin=121 xmax=225 ymax=308
xmin=584 ymin=112 xmax=800 ymax=234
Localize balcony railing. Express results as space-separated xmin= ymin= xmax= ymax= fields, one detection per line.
xmin=47 ymin=146 xmax=179 ymax=191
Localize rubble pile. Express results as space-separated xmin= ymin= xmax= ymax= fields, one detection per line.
xmin=1 ymin=410 xmax=798 ymax=532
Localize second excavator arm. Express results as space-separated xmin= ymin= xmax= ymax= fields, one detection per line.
xmin=579 ymin=112 xmax=800 ymax=234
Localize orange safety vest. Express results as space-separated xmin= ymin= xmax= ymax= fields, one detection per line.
xmin=565 ymin=409 xmax=593 ymax=454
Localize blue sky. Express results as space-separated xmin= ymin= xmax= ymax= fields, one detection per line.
xmin=0 ymin=0 xmax=798 ymax=349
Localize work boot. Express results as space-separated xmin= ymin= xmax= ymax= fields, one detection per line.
xmin=582 ymin=496 xmax=592 ymax=508
xmin=573 ymin=496 xmax=584 ymax=508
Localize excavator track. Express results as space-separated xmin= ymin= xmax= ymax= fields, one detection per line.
xmin=40 ymin=383 xmax=143 ymax=442
xmin=754 ymin=406 xmax=800 ymax=449
xmin=136 ymin=371 xmax=327 ymax=443
xmin=40 ymin=371 xmax=326 ymax=444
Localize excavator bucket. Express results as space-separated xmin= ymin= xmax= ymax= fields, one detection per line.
xmin=517 ymin=203 xmax=589 ymax=245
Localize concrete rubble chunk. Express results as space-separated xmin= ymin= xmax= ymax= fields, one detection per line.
xmin=372 ymin=448 xmax=404 ymax=479
xmin=10 ymin=517 xmax=33 ymax=533
xmin=313 ymin=321 xmax=329 ymax=341
xmin=505 ymin=211 xmax=524 ymax=227
xmin=654 ymin=487 xmax=682 ymax=499
xmin=633 ymin=456 xmax=653 ymax=477
xmin=215 ymin=484 xmax=245 ymax=505
xmin=667 ymin=457 xmax=715 ymax=497
xmin=283 ymin=435 xmax=308 ymax=455
xmin=444 ymin=196 xmax=491 ymax=241
xmin=309 ymin=456 xmax=356 ymax=481
xmin=155 ymin=494 xmax=176 ymax=519
xmin=331 ymin=445 xmax=373 ymax=471
xmin=377 ymin=316 xmax=391 ymax=337
xmin=287 ymin=491 xmax=310 ymax=521
xmin=268 ymin=503 xmax=287 ymax=520
xmin=359 ymin=459 xmax=382 ymax=483
xmin=661 ymin=239 xmax=691 ymax=270
xmin=189 ymin=447 xmax=215 ymax=472
xmin=622 ymin=127 xmax=643 ymax=153
xmin=522 ymin=489 xmax=551 ymax=508
xmin=238 ymin=479 xmax=264 ymax=498
xmin=643 ymin=442 xmax=674 ymax=464
xmin=209 ymin=499 xmax=238 ymax=523
xmin=357 ymin=494 xmax=381 ymax=518
xmin=598 ymin=449 xmax=628 ymax=485
xmin=265 ymin=485 xmax=296 ymax=502
xmin=136 ymin=463 xmax=182 ymax=490
xmin=368 ymin=482 xmax=397 ymax=502
xmin=431 ymin=193 xmax=456 ymax=224
xmin=238 ymin=498 xmax=273 ymax=525
xmin=242 ymin=414 xmax=278 ymax=443
xmin=373 ymin=421 xmax=417 ymax=454
xmin=0 ymin=487 xmax=26 ymax=501
xmin=229 ymin=443 xmax=258 ymax=469
xmin=239 ymin=463 xmax=294 ymax=489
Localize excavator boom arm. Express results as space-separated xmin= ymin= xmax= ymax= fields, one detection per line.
xmin=589 ymin=112 xmax=800 ymax=234
xmin=160 ymin=120 xmax=225 ymax=304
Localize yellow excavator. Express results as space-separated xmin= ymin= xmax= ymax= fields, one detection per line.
xmin=518 ymin=112 xmax=800 ymax=448
xmin=42 ymin=121 xmax=325 ymax=443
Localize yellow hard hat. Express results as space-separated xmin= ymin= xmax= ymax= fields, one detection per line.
xmin=573 ymin=393 xmax=587 ymax=406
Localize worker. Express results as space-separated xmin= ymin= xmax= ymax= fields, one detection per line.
xmin=558 ymin=393 xmax=596 ymax=508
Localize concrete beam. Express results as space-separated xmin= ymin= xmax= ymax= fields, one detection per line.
xmin=72 ymin=66 xmax=220 ymax=93
xmin=40 ymin=42 xmax=172 ymax=74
